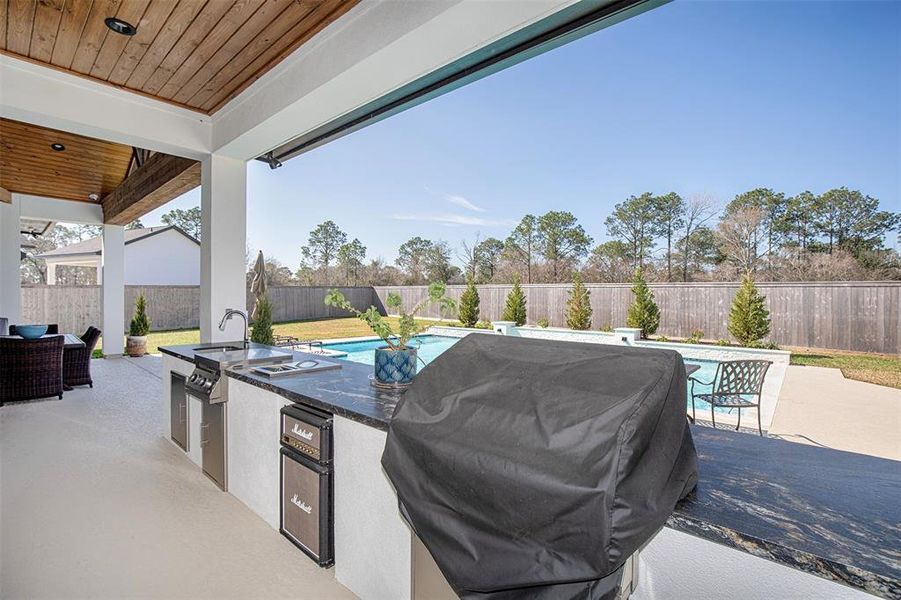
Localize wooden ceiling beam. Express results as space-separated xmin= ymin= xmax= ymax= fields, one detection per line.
xmin=101 ymin=152 xmax=200 ymax=225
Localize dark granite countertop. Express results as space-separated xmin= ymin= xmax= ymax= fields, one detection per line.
xmin=163 ymin=343 xmax=899 ymax=597
xmin=160 ymin=342 xmax=401 ymax=428
xmin=673 ymin=426 xmax=900 ymax=599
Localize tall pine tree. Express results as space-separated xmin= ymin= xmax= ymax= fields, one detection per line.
xmin=728 ymin=273 xmax=771 ymax=346
xmin=502 ymin=275 xmax=527 ymax=326
xmin=565 ymin=272 xmax=592 ymax=330
xmin=458 ymin=277 xmax=480 ymax=327
xmin=626 ymin=269 xmax=659 ymax=338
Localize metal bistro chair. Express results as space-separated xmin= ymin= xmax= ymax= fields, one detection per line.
xmin=689 ymin=360 xmax=772 ymax=436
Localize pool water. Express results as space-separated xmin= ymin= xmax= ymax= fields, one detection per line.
xmin=323 ymin=335 xmax=731 ymax=414
xmin=323 ymin=335 xmax=462 ymax=367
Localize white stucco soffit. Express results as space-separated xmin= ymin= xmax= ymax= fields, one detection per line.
xmin=0 ymin=55 xmax=211 ymax=159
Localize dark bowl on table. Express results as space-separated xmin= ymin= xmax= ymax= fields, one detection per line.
xmin=16 ymin=325 xmax=49 ymax=339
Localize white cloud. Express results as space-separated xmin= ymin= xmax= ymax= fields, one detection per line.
xmin=391 ymin=213 xmax=515 ymax=227
xmin=446 ymin=194 xmax=485 ymax=212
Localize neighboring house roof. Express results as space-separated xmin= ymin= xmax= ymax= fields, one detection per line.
xmin=36 ymin=226 xmax=199 ymax=259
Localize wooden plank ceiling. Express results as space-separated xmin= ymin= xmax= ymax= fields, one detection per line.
xmin=0 ymin=0 xmax=359 ymax=114
xmin=0 ymin=117 xmax=133 ymax=202
xmin=1 ymin=117 xmax=202 ymax=221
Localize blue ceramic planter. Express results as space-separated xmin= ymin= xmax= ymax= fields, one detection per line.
xmin=374 ymin=346 xmax=418 ymax=385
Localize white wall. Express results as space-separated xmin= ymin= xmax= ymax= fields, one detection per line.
xmin=125 ymin=229 xmax=200 ymax=286
xmin=634 ymin=528 xmax=872 ymax=600
xmin=334 ymin=416 xmax=413 ymax=600
xmin=0 ymin=55 xmax=211 ymax=159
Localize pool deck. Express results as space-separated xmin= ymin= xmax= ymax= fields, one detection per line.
xmin=769 ymin=365 xmax=901 ymax=461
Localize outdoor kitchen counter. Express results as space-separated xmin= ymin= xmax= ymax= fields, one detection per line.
xmin=223 ymin=359 xmax=899 ymax=599
xmin=160 ymin=343 xmax=399 ymax=429
xmin=671 ymin=426 xmax=900 ymax=599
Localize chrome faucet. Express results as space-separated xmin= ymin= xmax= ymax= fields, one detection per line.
xmin=219 ymin=308 xmax=249 ymax=348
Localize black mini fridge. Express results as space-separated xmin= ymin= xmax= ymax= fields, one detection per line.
xmin=279 ymin=404 xmax=334 ymax=567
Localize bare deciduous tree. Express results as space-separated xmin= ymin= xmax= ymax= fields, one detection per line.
xmin=716 ymin=206 xmax=766 ymax=276
xmin=681 ymin=194 xmax=717 ymax=281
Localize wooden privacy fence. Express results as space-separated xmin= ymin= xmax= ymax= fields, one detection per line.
xmin=373 ymin=282 xmax=901 ymax=355
xmin=21 ymin=283 xmax=900 ymax=353
xmin=20 ymin=285 xmax=374 ymax=335
xmin=21 ymin=285 xmax=201 ymax=334
xmin=256 ymin=286 xmax=375 ymax=323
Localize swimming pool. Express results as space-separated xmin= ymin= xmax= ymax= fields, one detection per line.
xmin=322 ymin=335 xmax=731 ymax=414
xmin=323 ymin=335 xmax=462 ymax=367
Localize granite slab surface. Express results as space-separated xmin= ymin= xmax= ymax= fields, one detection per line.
xmin=672 ymin=426 xmax=900 ymax=599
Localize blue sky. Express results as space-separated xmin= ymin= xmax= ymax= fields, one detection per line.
xmin=144 ymin=0 xmax=901 ymax=267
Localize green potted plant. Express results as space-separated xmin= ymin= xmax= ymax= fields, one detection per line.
xmin=325 ymin=282 xmax=455 ymax=386
xmin=127 ymin=293 xmax=151 ymax=357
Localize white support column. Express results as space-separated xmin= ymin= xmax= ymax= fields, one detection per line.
xmin=102 ymin=225 xmax=125 ymax=356
xmin=0 ymin=196 xmax=21 ymax=324
xmin=95 ymin=263 xmax=102 ymax=285
xmin=200 ymin=154 xmax=247 ymax=343
xmin=46 ymin=262 xmax=57 ymax=285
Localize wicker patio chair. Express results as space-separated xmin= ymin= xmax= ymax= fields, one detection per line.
xmin=0 ymin=335 xmax=65 ymax=404
xmin=9 ymin=323 xmax=59 ymax=336
xmin=689 ymin=359 xmax=772 ymax=436
xmin=63 ymin=326 xmax=102 ymax=388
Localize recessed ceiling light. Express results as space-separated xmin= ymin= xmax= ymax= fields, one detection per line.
xmin=105 ymin=17 xmax=137 ymax=36
xmin=50 ymin=143 xmax=65 ymax=151
xmin=88 ymin=193 xmax=99 ymax=201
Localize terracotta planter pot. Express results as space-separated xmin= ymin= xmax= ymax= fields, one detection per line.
xmin=126 ymin=335 xmax=147 ymax=357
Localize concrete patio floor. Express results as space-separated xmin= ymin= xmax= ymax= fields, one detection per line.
xmin=0 ymin=356 xmax=354 ymax=600
xmin=768 ymin=365 xmax=901 ymax=461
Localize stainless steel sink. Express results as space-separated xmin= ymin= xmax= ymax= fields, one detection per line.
xmin=194 ymin=346 xmax=293 ymax=369
xmin=194 ymin=345 xmax=244 ymax=353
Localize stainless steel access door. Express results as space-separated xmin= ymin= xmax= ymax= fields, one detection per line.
xmin=201 ymin=399 xmax=227 ymax=490
xmin=170 ymin=373 xmax=188 ymax=451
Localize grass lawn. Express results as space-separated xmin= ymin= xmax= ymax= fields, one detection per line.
xmin=789 ymin=348 xmax=901 ymax=389
xmin=97 ymin=317 xmax=448 ymax=356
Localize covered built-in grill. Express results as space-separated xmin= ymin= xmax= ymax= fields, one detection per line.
xmin=382 ymin=334 xmax=698 ymax=599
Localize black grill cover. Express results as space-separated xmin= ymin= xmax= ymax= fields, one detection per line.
xmin=381 ymin=334 xmax=698 ymax=599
